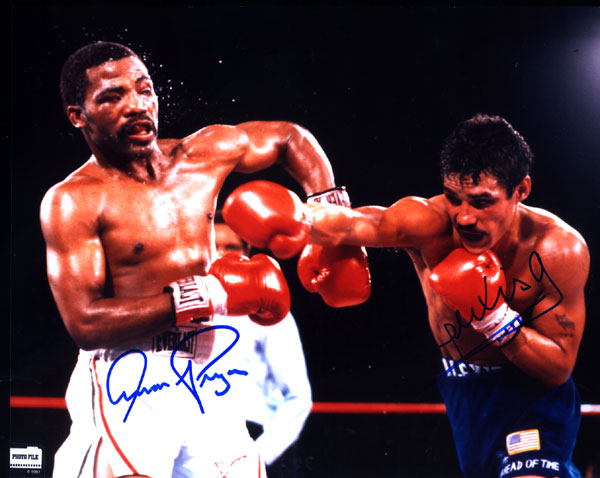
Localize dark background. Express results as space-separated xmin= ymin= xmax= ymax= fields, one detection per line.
xmin=9 ymin=5 xmax=600 ymax=477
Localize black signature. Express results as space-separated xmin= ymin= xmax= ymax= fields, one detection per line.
xmin=439 ymin=251 xmax=563 ymax=373
xmin=106 ymin=325 xmax=247 ymax=423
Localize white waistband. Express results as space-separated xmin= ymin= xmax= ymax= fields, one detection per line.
xmin=93 ymin=323 xmax=215 ymax=362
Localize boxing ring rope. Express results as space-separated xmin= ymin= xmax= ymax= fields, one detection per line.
xmin=11 ymin=396 xmax=69 ymax=410
xmin=10 ymin=396 xmax=600 ymax=415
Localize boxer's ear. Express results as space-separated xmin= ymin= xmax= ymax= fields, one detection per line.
xmin=66 ymin=105 xmax=87 ymax=129
xmin=515 ymin=175 xmax=531 ymax=202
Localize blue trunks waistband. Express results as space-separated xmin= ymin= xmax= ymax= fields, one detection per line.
xmin=442 ymin=357 xmax=505 ymax=377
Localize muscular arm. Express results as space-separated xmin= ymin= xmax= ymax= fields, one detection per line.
xmin=234 ymin=121 xmax=335 ymax=194
xmin=501 ymin=234 xmax=589 ymax=387
xmin=309 ymin=196 xmax=450 ymax=248
xmin=40 ymin=185 xmax=173 ymax=350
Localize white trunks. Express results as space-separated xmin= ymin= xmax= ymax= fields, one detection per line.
xmin=53 ymin=319 xmax=265 ymax=478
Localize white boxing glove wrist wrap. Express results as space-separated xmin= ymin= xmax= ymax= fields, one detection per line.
xmin=307 ymin=186 xmax=351 ymax=207
xmin=165 ymin=275 xmax=228 ymax=326
xmin=470 ymin=302 xmax=522 ymax=346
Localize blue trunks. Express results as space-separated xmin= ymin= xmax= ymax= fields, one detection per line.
xmin=437 ymin=358 xmax=581 ymax=478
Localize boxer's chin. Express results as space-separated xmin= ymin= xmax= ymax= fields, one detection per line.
xmin=116 ymin=126 xmax=157 ymax=158
xmin=125 ymin=139 xmax=157 ymax=158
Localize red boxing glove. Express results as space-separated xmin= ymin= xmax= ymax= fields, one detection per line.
xmin=167 ymin=253 xmax=290 ymax=327
xmin=428 ymin=249 xmax=521 ymax=345
xmin=298 ymin=187 xmax=371 ymax=307
xmin=210 ymin=252 xmax=291 ymax=326
xmin=298 ymin=244 xmax=371 ymax=307
xmin=223 ymin=180 xmax=311 ymax=259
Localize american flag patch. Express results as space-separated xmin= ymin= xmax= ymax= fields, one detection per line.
xmin=506 ymin=429 xmax=540 ymax=455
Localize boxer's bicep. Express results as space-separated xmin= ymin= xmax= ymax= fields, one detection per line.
xmin=528 ymin=235 xmax=589 ymax=374
xmin=310 ymin=197 xmax=447 ymax=248
xmin=41 ymin=188 xmax=106 ymax=331
xmin=234 ymin=121 xmax=293 ymax=170
xmin=235 ymin=121 xmax=335 ymax=193
xmin=504 ymin=233 xmax=590 ymax=386
xmin=509 ymin=290 xmax=586 ymax=386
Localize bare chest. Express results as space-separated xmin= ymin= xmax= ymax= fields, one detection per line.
xmin=409 ymin=247 xmax=548 ymax=363
xmin=98 ymin=176 xmax=221 ymax=286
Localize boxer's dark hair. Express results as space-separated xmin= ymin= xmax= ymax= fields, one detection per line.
xmin=60 ymin=41 xmax=140 ymax=113
xmin=440 ymin=114 xmax=533 ymax=196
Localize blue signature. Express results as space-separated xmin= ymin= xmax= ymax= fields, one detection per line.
xmin=106 ymin=325 xmax=247 ymax=423
xmin=439 ymin=251 xmax=563 ymax=374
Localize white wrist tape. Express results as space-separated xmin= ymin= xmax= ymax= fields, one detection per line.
xmin=202 ymin=275 xmax=228 ymax=317
xmin=470 ymin=302 xmax=522 ymax=346
xmin=307 ymin=186 xmax=351 ymax=207
xmin=168 ymin=275 xmax=227 ymax=326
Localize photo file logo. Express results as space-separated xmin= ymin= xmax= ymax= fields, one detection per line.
xmin=9 ymin=446 xmax=43 ymax=477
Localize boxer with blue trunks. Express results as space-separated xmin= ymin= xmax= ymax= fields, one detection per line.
xmin=222 ymin=114 xmax=590 ymax=477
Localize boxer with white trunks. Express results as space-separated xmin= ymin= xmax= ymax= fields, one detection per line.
xmin=54 ymin=318 xmax=268 ymax=478
xmin=41 ymin=41 xmax=366 ymax=477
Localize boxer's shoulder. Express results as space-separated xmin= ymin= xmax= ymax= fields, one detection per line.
xmin=520 ymin=204 xmax=587 ymax=252
xmin=428 ymin=194 xmax=454 ymax=218
xmin=380 ymin=195 xmax=452 ymax=249
xmin=387 ymin=194 xmax=449 ymax=222
xmin=518 ymin=204 xmax=589 ymax=283
xmin=175 ymin=124 xmax=250 ymax=163
xmin=58 ymin=157 xmax=111 ymax=184
xmin=404 ymin=194 xmax=453 ymax=235
xmin=41 ymin=160 xmax=109 ymax=228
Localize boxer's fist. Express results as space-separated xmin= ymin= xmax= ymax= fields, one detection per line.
xmin=210 ymin=252 xmax=291 ymax=326
xmin=298 ymin=244 xmax=371 ymax=307
xmin=298 ymin=186 xmax=371 ymax=307
xmin=167 ymin=253 xmax=291 ymax=327
xmin=429 ymin=249 xmax=521 ymax=345
xmin=429 ymin=248 xmax=505 ymax=319
xmin=223 ymin=180 xmax=311 ymax=259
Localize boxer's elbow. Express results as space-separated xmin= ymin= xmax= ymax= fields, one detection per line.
xmin=67 ymin=326 xmax=100 ymax=351
xmin=539 ymin=368 xmax=572 ymax=388
xmin=529 ymin=355 xmax=574 ymax=388
xmin=63 ymin=311 xmax=106 ymax=350
xmin=549 ymin=358 xmax=576 ymax=387
xmin=74 ymin=338 xmax=99 ymax=352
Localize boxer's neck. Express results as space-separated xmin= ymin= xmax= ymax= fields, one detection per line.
xmin=92 ymin=147 xmax=170 ymax=183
